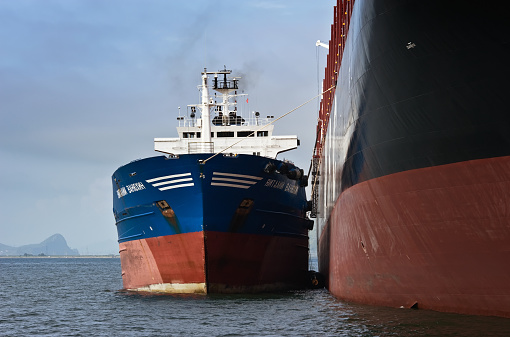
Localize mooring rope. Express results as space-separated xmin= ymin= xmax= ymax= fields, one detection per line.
xmin=201 ymin=85 xmax=335 ymax=164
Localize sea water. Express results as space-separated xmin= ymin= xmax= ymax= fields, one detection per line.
xmin=1 ymin=258 xmax=509 ymax=336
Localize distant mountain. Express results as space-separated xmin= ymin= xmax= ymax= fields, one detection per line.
xmin=0 ymin=234 xmax=79 ymax=256
xmin=0 ymin=243 xmax=17 ymax=255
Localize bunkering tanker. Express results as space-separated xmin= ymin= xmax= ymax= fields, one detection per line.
xmin=113 ymin=68 xmax=312 ymax=293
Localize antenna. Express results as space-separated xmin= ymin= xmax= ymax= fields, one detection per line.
xmin=203 ymin=31 xmax=207 ymax=70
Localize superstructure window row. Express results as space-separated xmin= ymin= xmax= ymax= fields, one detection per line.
xmin=182 ymin=131 xmax=268 ymax=138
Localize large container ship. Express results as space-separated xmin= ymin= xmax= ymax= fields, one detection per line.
xmin=113 ymin=68 xmax=312 ymax=293
xmin=313 ymin=0 xmax=510 ymax=317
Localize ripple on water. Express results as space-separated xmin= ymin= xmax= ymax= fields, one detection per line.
xmin=1 ymin=258 xmax=510 ymax=337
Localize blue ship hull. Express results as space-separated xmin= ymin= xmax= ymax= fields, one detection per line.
xmin=112 ymin=154 xmax=311 ymax=293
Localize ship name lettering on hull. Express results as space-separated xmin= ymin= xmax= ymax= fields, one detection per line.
xmin=265 ymin=179 xmax=298 ymax=195
xmin=117 ymin=182 xmax=146 ymax=198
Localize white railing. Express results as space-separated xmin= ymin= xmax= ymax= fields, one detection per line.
xmin=188 ymin=142 xmax=214 ymax=154
xmin=177 ymin=114 xmax=275 ymax=128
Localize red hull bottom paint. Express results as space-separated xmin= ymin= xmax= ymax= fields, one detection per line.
xmin=206 ymin=231 xmax=309 ymax=292
xmin=319 ymin=156 xmax=510 ymax=317
xmin=119 ymin=231 xmax=309 ymax=293
xmin=119 ymin=232 xmax=206 ymax=293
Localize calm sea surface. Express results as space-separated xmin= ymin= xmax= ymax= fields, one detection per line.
xmin=1 ymin=258 xmax=509 ymax=336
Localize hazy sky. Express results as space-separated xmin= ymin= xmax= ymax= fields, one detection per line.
xmin=0 ymin=0 xmax=334 ymax=254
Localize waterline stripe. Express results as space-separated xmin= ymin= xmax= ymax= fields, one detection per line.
xmin=129 ymin=282 xmax=207 ymax=294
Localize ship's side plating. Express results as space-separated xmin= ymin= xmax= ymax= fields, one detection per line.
xmin=316 ymin=0 xmax=510 ymax=317
xmin=113 ymin=154 xmax=310 ymax=293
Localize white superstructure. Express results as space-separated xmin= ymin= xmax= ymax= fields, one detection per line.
xmin=154 ymin=68 xmax=299 ymax=159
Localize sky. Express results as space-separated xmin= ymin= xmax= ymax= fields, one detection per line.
xmin=0 ymin=0 xmax=334 ymax=254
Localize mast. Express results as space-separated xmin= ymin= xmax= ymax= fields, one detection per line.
xmin=199 ymin=67 xmax=236 ymax=145
xmin=210 ymin=67 xmax=238 ymax=126
xmin=200 ymin=69 xmax=212 ymax=144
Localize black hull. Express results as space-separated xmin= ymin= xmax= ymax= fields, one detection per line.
xmin=335 ymin=0 xmax=509 ymax=191
xmin=316 ymin=0 xmax=510 ymax=317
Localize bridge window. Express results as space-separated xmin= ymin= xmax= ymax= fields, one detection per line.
xmin=217 ymin=132 xmax=235 ymax=137
xmin=183 ymin=132 xmax=195 ymax=138
xmin=257 ymin=131 xmax=268 ymax=137
xmin=237 ymin=131 xmax=254 ymax=137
